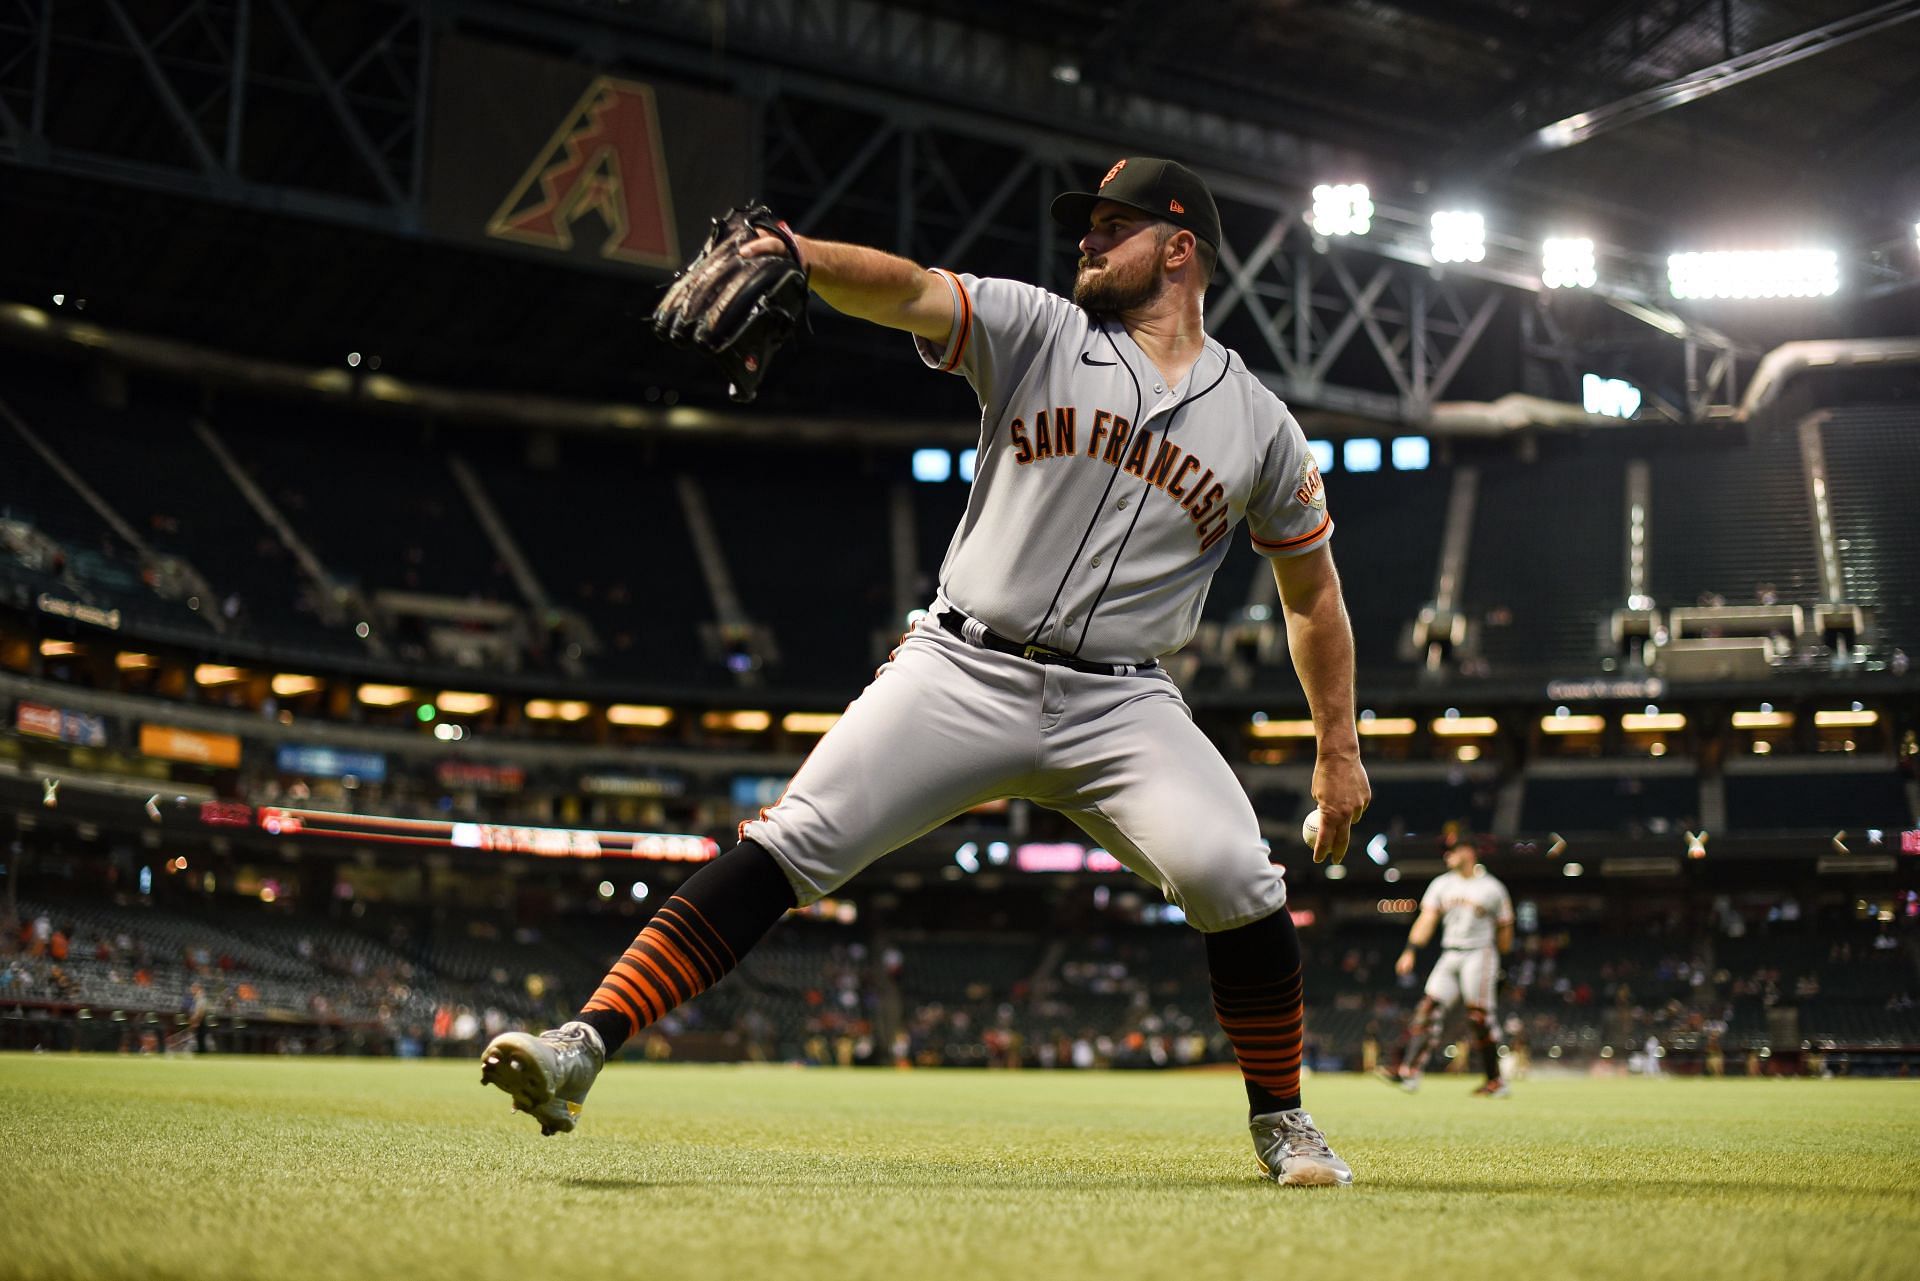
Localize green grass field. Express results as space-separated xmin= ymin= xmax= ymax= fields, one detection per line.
xmin=2 ymin=1056 xmax=1917 ymax=1281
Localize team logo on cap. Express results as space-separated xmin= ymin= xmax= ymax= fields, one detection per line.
xmin=1169 ymin=198 xmax=1185 ymax=214
xmin=1100 ymin=159 xmax=1127 ymax=187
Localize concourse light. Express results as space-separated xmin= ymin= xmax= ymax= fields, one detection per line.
xmin=1249 ymin=719 xmax=1317 ymax=739
xmin=39 ymin=640 xmax=77 ymax=657
xmin=1667 ymin=249 xmax=1838 ymax=299
xmin=1310 ymin=184 xmax=1373 ymax=237
xmin=1430 ymin=211 xmax=1486 ymax=264
xmin=1541 ymin=713 xmax=1606 ymax=734
xmin=194 ymin=664 xmax=244 ymax=686
xmin=1356 ymin=717 xmax=1417 ymax=737
xmin=1542 ymin=237 xmax=1597 ymax=289
xmin=1431 ymin=716 xmax=1499 ymax=737
xmin=702 ymin=710 xmax=772 ymax=733
xmin=437 ymin=691 xmax=495 ymax=716
xmin=272 ymin=674 xmax=322 ymax=698
xmin=781 ymin=712 xmax=842 ymax=734
xmin=1731 ymin=710 xmax=1794 ymax=730
xmin=115 ymin=652 xmax=155 ymax=671
xmin=1621 ymin=711 xmax=1686 ymax=732
xmin=607 ymin=704 xmax=673 ymax=727
xmin=356 ymin=684 xmax=413 ymax=707
xmin=1814 ymin=709 xmax=1877 ymax=728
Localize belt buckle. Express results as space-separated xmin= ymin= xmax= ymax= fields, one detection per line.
xmin=1022 ymin=643 xmax=1058 ymax=663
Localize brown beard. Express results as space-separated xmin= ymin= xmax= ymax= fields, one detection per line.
xmin=1073 ymin=251 xmax=1162 ymax=314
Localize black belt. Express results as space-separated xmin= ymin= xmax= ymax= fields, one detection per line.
xmin=937 ymin=610 xmax=1155 ymax=677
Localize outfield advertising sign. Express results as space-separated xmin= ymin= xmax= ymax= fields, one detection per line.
xmin=275 ymin=744 xmax=389 ymax=783
xmin=14 ymin=700 xmax=109 ymax=747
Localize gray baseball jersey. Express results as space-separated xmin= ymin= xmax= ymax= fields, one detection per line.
xmin=1421 ymin=869 xmax=1514 ymax=951
xmin=917 ymin=270 xmax=1332 ymax=663
xmin=742 ymin=269 xmax=1338 ymax=931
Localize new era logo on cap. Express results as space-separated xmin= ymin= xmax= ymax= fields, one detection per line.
xmin=1169 ymin=198 xmax=1185 ymax=214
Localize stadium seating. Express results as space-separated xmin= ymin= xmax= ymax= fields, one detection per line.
xmin=1325 ymin=467 xmax=1449 ymax=671
xmin=1723 ymin=769 xmax=1914 ymax=832
xmin=1464 ymin=447 xmax=1624 ymax=674
xmin=471 ymin=436 xmax=716 ymax=686
xmin=211 ymin=401 xmax=513 ymax=604
xmin=1820 ymin=404 xmax=1920 ymax=654
xmin=1647 ymin=427 xmax=1820 ymax=612
xmin=1520 ymin=773 xmax=1700 ymax=835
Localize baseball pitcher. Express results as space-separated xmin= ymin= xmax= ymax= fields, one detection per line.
xmin=483 ymin=156 xmax=1371 ymax=1186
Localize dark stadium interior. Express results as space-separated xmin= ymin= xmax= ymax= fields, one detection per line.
xmin=3 ymin=0 xmax=1918 ymax=1081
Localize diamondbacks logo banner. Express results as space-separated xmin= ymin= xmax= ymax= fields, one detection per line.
xmin=428 ymin=35 xmax=751 ymax=276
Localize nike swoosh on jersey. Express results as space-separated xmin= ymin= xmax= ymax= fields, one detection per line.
xmin=1079 ymin=352 xmax=1117 ymax=367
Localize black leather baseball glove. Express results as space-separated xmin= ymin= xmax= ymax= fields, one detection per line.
xmin=650 ymin=204 xmax=809 ymax=404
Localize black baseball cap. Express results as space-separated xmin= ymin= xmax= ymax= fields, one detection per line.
xmin=1050 ymin=156 xmax=1221 ymax=252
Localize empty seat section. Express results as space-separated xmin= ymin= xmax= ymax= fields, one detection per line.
xmin=477 ymin=441 xmax=713 ymax=687
xmin=1362 ymin=774 xmax=1496 ymax=837
xmin=1820 ymin=405 xmax=1920 ymax=653
xmin=1725 ymin=771 xmax=1912 ymax=832
xmin=695 ymin=448 xmax=892 ymax=693
xmin=1464 ymin=452 xmax=1622 ymax=673
xmin=2 ymin=380 xmax=341 ymax=648
xmin=215 ymin=404 xmax=511 ymax=601
xmin=1327 ymin=468 xmax=1447 ymax=671
xmin=1520 ymin=774 xmax=1698 ymax=834
xmin=1648 ymin=430 xmax=1818 ymax=608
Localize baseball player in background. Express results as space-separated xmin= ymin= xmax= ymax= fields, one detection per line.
xmin=1379 ymin=839 xmax=1514 ymax=1097
xmin=483 ymin=157 xmax=1371 ymax=1186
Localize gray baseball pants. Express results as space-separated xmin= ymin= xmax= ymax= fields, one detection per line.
xmin=741 ymin=605 xmax=1287 ymax=931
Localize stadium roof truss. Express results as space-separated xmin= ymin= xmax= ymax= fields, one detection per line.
xmin=1 ymin=0 xmax=1912 ymax=428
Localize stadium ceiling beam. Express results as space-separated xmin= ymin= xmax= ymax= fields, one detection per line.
xmin=102 ymin=0 xmax=224 ymax=177
xmin=262 ymin=0 xmax=410 ymax=210
xmin=1488 ymin=0 xmax=1920 ymax=166
xmin=0 ymin=0 xmax=426 ymax=231
xmin=492 ymin=0 xmax=1354 ymax=184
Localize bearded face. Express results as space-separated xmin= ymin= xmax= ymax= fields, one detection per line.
xmin=1072 ymin=233 xmax=1166 ymax=313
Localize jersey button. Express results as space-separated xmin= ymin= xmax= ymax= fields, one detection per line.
xmin=1117 ymin=498 xmax=1129 ymax=509
xmin=1153 ymin=383 xmax=1165 ymax=393
xmin=1064 ymin=615 xmax=1076 ymax=627
xmin=1091 ymin=556 xmax=1102 ymax=568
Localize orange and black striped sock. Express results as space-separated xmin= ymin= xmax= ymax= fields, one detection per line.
xmin=1206 ymin=908 xmax=1306 ymax=1116
xmin=578 ymin=840 xmax=796 ymax=1055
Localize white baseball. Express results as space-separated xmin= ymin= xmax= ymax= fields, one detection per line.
xmin=1302 ymin=809 xmax=1323 ymax=847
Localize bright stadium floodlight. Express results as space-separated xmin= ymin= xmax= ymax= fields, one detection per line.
xmin=1310 ymin=183 xmax=1373 ymax=237
xmin=1390 ymin=436 xmax=1429 ymax=470
xmin=1430 ymin=211 xmax=1485 ymax=264
xmin=1582 ymin=373 xmax=1642 ymax=419
xmin=1667 ymin=249 xmax=1839 ymax=299
xmin=1542 ymin=237 xmax=1597 ymax=289
xmin=1306 ymin=439 xmax=1335 ymax=473
xmin=958 ymin=448 xmax=978 ymax=482
xmin=1343 ymin=438 xmax=1382 ymax=473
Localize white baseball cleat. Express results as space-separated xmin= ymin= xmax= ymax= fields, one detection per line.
xmin=1249 ymin=1109 xmax=1354 ymax=1187
xmin=480 ymin=1021 xmax=606 ymax=1135
xmin=1471 ymin=1078 xmax=1512 ymax=1099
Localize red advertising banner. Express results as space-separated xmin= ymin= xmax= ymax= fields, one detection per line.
xmin=14 ymin=701 xmax=61 ymax=739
